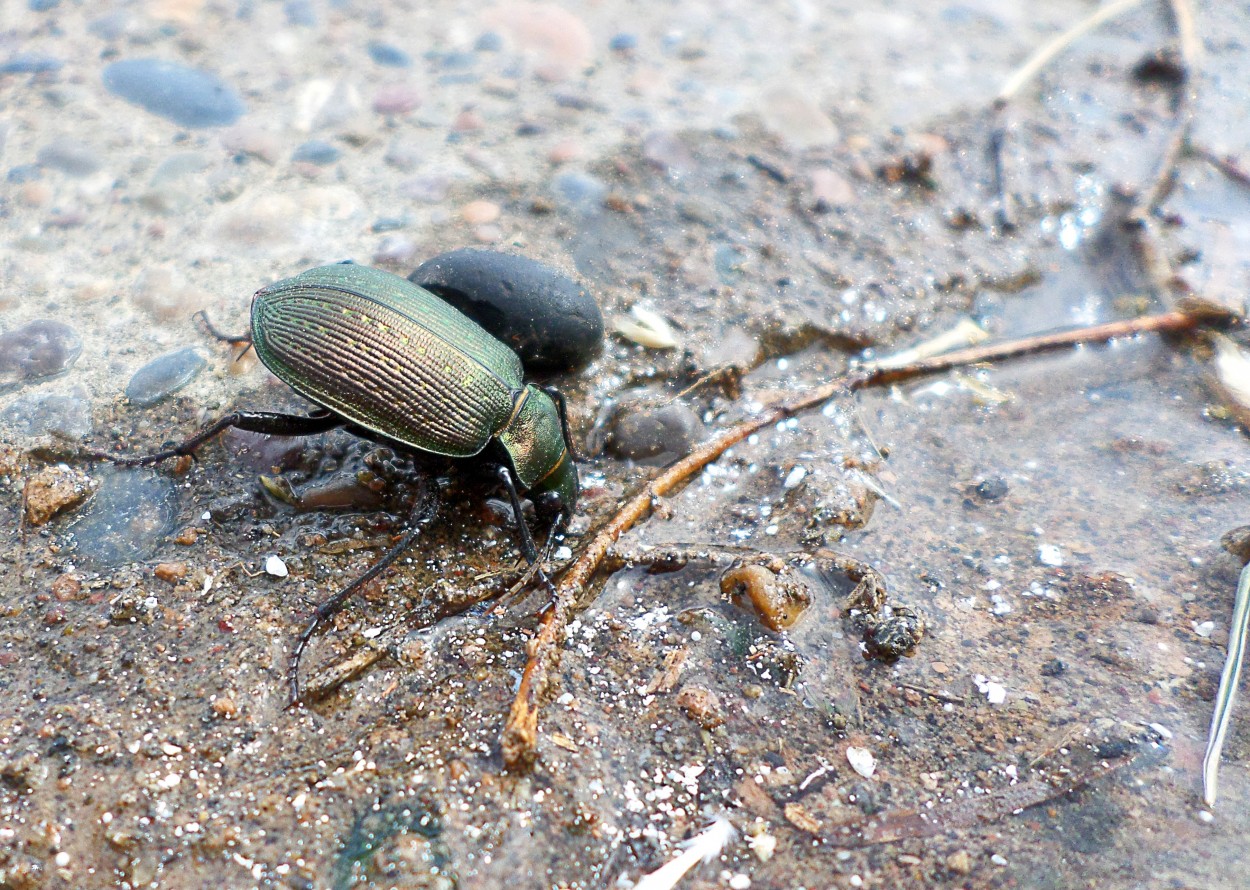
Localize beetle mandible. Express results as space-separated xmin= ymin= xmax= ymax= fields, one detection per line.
xmin=107 ymin=263 xmax=580 ymax=702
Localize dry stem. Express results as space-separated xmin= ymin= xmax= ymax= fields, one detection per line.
xmin=501 ymin=307 xmax=1224 ymax=768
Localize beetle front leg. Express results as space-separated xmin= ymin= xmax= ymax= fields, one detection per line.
xmin=99 ymin=410 xmax=343 ymax=467
xmin=496 ymin=464 xmax=542 ymax=564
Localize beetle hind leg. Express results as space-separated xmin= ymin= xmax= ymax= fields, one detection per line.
xmin=96 ymin=410 xmax=342 ymax=467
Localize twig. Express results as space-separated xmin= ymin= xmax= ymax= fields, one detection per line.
xmin=1193 ymin=145 xmax=1250 ymax=189
xmin=500 ymin=307 xmax=1229 ymax=768
xmin=995 ymin=0 xmax=1148 ymax=104
xmin=896 ymin=682 xmax=966 ymax=706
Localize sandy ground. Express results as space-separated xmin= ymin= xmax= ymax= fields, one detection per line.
xmin=2 ymin=1 xmax=1250 ymax=888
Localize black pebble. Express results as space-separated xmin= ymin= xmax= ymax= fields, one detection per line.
xmin=409 ymin=249 xmax=604 ymax=374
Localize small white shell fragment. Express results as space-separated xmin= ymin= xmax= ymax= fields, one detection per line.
xmin=747 ymin=832 xmax=777 ymax=862
xmin=846 ymin=746 xmax=876 ymax=778
xmin=554 ymin=545 xmax=573 ymax=560
xmin=1037 ymin=544 xmax=1064 ymax=567
xmin=264 ymin=555 xmax=289 ymax=578
xmin=975 ymin=675 xmax=1008 ymax=705
xmin=613 ymin=304 xmax=678 ymax=349
xmin=783 ymin=466 xmax=807 ymax=490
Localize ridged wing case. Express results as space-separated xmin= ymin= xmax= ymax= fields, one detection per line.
xmin=250 ymin=264 xmax=524 ymax=457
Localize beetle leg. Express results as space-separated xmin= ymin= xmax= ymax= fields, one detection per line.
xmin=541 ymin=385 xmax=578 ymax=461
xmin=288 ymin=489 xmax=439 ymax=706
xmin=497 ymin=464 xmax=542 ymax=564
xmin=496 ymin=465 xmax=561 ymax=606
xmin=193 ymin=310 xmax=252 ymax=346
xmin=101 ymin=410 xmax=342 ymax=467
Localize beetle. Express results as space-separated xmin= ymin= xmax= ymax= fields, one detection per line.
xmin=107 ymin=263 xmax=581 ymax=702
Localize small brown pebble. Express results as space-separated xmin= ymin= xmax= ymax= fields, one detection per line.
xmin=24 ymin=465 xmax=94 ymax=526
xmin=676 ymin=685 xmax=723 ymax=729
xmin=721 ymin=564 xmax=811 ymax=630
xmin=51 ymin=574 xmax=81 ymax=601
xmin=931 ymin=661 xmax=947 ymax=675
xmin=461 ymin=200 xmax=501 ymax=225
xmin=946 ymin=850 xmax=973 ymax=875
xmin=783 ymin=801 xmax=822 ymax=834
xmin=173 ymin=527 xmax=200 ymax=546
xmin=373 ymin=84 xmax=421 ymax=115
xmin=154 ymin=562 xmax=188 ymax=583
xmin=603 ymin=192 xmax=632 ymax=213
xmin=211 ymin=697 xmax=238 ymax=719
xmin=528 ymin=197 xmax=555 ymax=214
xmin=452 ymin=109 xmax=484 ymax=132
xmin=547 ymin=139 xmax=582 ymax=164
xmin=44 ymin=607 xmax=66 ymax=626
xmin=448 ymin=759 xmax=468 ymax=781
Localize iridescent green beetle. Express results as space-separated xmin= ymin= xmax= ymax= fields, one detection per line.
xmin=109 ymin=264 xmax=581 ymax=702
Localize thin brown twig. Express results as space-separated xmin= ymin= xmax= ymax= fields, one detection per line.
xmin=500 ymin=307 xmax=1228 ymax=769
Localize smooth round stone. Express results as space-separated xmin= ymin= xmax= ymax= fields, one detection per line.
xmin=125 ymin=347 xmax=206 ymax=406
xmin=367 ymin=41 xmax=411 ymax=68
xmin=7 ymin=164 xmax=42 ymax=183
xmin=0 ymin=53 xmax=63 ymax=75
xmin=607 ymin=401 xmax=705 ymax=463
xmin=102 ymin=59 xmax=246 ymax=128
xmin=67 ymin=470 xmax=177 ymax=568
xmin=37 ymin=139 xmax=102 ymax=176
xmin=609 ymin=33 xmax=638 ymax=52
xmin=292 ymin=140 xmax=341 ymax=165
xmin=552 ymin=169 xmax=606 ymax=215
xmin=284 ymin=0 xmax=316 ymax=26
xmin=474 ymin=31 xmax=504 ymax=52
xmin=0 ymin=320 xmax=82 ymax=389
xmin=409 ymin=248 xmax=604 ymax=374
xmin=1 ymin=386 xmax=92 ymax=439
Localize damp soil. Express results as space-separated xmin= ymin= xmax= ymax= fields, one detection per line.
xmin=2 ymin=2 xmax=1250 ymax=889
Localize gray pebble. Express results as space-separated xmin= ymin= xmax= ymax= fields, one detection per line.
xmin=552 ymin=169 xmax=607 ymax=215
xmin=713 ymin=244 xmax=748 ymax=284
xmin=474 ymin=31 xmax=504 ymax=52
xmin=367 ymin=41 xmax=411 ymax=68
xmin=8 ymin=164 xmax=42 ymax=183
xmin=371 ymin=215 xmax=410 ymax=233
xmin=284 ymin=0 xmax=316 ymax=26
xmin=0 ymin=320 xmax=82 ymax=390
xmin=88 ymin=11 xmax=129 ymax=40
xmin=66 ymin=470 xmax=177 ymax=568
xmin=607 ymin=400 xmax=705 ymax=462
xmin=373 ymin=234 xmax=419 ymax=266
xmin=609 ymin=33 xmax=638 ymax=52
xmin=125 ymin=347 xmax=206 ymax=406
xmin=0 ymin=386 xmax=92 ymax=439
xmin=37 ymin=139 xmax=102 ymax=176
xmin=291 ymin=140 xmax=341 ymax=165
xmin=0 ymin=53 xmax=63 ymax=75
xmin=103 ymin=59 xmax=245 ymax=128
